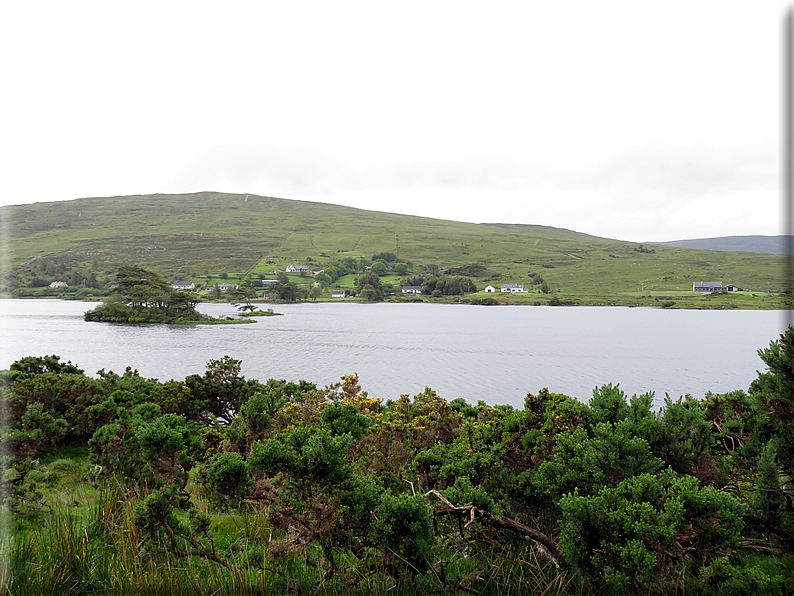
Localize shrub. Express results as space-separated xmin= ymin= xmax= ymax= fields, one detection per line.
xmin=559 ymin=470 xmax=747 ymax=591
xmin=203 ymin=452 xmax=253 ymax=505
xmin=370 ymin=493 xmax=435 ymax=573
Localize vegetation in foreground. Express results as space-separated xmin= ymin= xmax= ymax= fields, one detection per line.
xmin=3 ymin=192 xmax=790 ymax=309
xmin=2 ymin=328 xmax=794 ymax=594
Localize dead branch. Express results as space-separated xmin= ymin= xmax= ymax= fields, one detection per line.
xmin=424 ymin=489 xmax=562 ymax=564
xmin=738 ymin=539 xmax=786 ymax=555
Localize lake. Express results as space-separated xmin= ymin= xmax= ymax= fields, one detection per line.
xmin=0 ymin=299 xmax=786 ymax=409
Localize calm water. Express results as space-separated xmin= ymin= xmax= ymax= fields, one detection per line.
xmin=0 ymin=299 xmax=786 ymax=408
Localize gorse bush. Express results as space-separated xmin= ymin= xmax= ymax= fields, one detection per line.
xmin=559 ymin=470 xmax=747 ymax=591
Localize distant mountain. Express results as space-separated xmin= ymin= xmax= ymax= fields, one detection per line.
xmin=648 ymin=235 xmax=794 ymax=255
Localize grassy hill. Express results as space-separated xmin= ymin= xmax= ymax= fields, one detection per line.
xmin=1 ymin=191 xmax=789 ymax=308
xmin=650 ymin=235 xmax=794 ymax=255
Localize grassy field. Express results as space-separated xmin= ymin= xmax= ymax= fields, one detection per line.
xmin=1 ymin=191 xmax=789 ymax=308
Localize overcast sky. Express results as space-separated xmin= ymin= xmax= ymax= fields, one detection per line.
xmin=1 ymin=1 xmax=788 ymax=242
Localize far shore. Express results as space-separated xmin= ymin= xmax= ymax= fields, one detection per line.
xmin=2 ymin=292 xmax=790 ymax=311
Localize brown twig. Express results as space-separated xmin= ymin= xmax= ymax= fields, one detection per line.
xmin=424 ymin=489 xmax=563 ymax=565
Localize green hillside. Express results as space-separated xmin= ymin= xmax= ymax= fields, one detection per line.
xmin=1 ymin=191 xmax=789 ymax=308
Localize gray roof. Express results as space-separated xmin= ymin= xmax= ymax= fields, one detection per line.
xmin=693 ymin=282 xmax=724 ymax=288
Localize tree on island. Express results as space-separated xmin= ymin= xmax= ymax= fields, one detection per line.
xmin=228 ymin=282 xmax=257 ymax=313
xmin=84 ymin=266 xmax=207 ymax=323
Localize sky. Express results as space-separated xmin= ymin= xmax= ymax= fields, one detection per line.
xmin=1 ymin=1 xmax=789 ymax=242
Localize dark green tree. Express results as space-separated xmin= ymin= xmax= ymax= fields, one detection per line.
xmin=273 ymin=281 xmax=301 ymax=302
xmin=370 ymin=261 xmax=388 ymax=276
xmin=753 ymin=439 xmax=781 ymax=524
xmin=355 ymin=272 xmax=384 ymax=301
xmin=313 ymin=272 xmax=331 ymax=287
xmin=183 ymin=357 xmax=257 ymax=424
xmin=750 ymin=325 xmax=794 ymax=470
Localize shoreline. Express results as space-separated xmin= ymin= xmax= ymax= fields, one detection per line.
xmin=0 ymin=295 xmax=794 ymax=312
xmin=0 ymin=294 xmax=791 ymax=311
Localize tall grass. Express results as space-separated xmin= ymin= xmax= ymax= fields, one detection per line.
xmin=4 ymin=470 xmax=582 ymax=595
xmin=7 ymin=478 xmax=274 ymax=595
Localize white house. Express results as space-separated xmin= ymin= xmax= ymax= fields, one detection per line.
xmin=484 ymin=285 xmax=496 ymax=293
xmin=49 ymin=281 xmax=68 ymax=288
xmin=693 ymin=282 xmax=728 ymax=294
xmin=171 ymin=281 xmax=195 ymax=291
xmin=501 ymin=284 xmax=528 ymax=293
xmin=331 ymin=290 xmax=346 ymax=299
xmin=402 ymin=286 xmax=422 ymax=294
xmin=217 ymin=283 xmax=239 ymax=291
xmin=286 ymin=265 xmax=309 ymax=273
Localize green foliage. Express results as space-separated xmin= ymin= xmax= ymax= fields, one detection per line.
xmin=538 ymin=421 xmax=664 ymax=497
xmin=703 ymin=389 xmax=766 ymax=463
xmin=404 ymin=274 xmax=476 ymax=296
xmin=84 ymin=267 xmax=206 ymax=323
xmin=273 ymin=280 xmax=303 ymax=301
xmin=588 ymin=384 xmax=715 ymax=479
xmin=370 ymin=493 xmax=435 ymax=573
xmin=250 ymin=426 xmax=356 ymax=486
xmin=371 ymin=261 xmax=388 ymax=276
xmin=10 ymin=368 xmax=105 ymax=446
xmin=10 ymin=355 xmax=84 ymax=378
xmin=440 ymin=475 xmax=496 ymax=513
xmin=655 ymin=394 xmax=714 ymax=477
xmin=183 ymin=356 xmax=257 ymax=424
xmin=753 ymin=439 xmax=781 ymax=523
xmin=750 ymin=325 xmax=794 ymax=470
xmin=697 ymin=556 xmax=774 ymax=595
xmin=203 ymin=451 xmax=253 ymax=505
xmin=588 ymin=383 xmax=633 ymax=427
xmin=559 ymin=470 xmax=747 ymax=591
xmin=355 ymin=271 xmax=384 ymax=301
xmin=135 ymin=414 xmax=201 ymax=485
xmin=11 ymin=401 xmax=68 ymax=458
xmin=320 ymin=401 xmax=370 ymax=440
xmin=313 ymin=272 xmax=331 ymax=287
xmin=2 ymin=458 xmax=50 ymax=518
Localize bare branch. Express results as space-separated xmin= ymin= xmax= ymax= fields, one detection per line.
xmin=424 ymin=490 xmax=562 ymax=564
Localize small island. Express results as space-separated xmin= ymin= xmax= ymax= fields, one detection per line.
xmin=84 ymin=266 xmax=254 ymax=324
xmin=245 ymin=308 xmax=282 ymax=316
